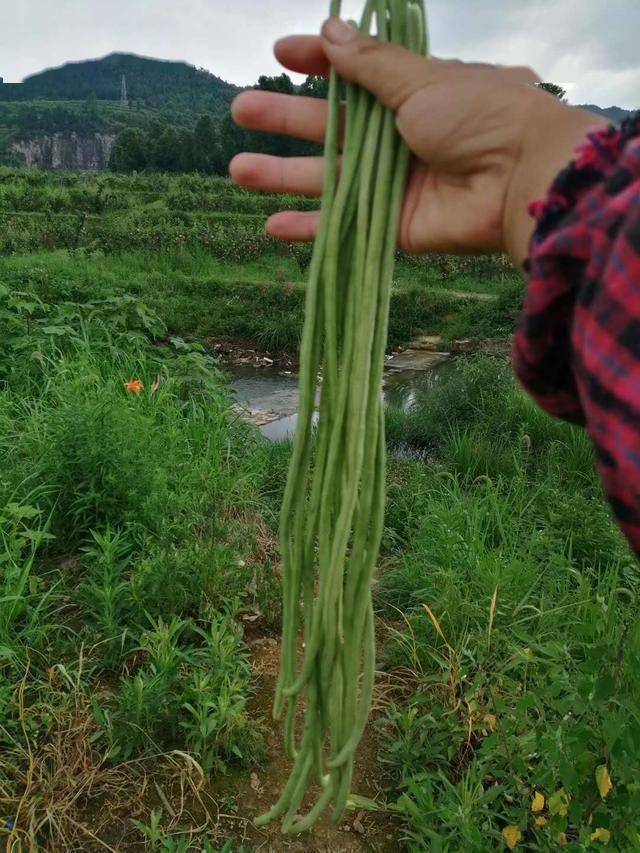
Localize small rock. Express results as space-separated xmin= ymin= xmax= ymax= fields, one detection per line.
xmin=450 ymin=338 xmax=475 ymax=353
xmin=410 ymin=334 xmax=443 ymax=351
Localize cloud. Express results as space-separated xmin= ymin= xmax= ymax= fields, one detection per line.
xmin=426 ymin=0 xmax=640 ymax=107
xmin=1 ymin=0 xmax=638 ymax=108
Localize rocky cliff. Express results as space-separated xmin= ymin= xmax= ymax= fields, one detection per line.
xmin=11 ymin=133 xmax=116 ymax=171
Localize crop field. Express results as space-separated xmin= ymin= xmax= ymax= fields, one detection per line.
xmin=0 ymin=166 xmax=638 ymax=852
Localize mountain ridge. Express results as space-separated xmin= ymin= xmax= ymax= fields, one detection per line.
xmin=0 ymin=53 xmax=239 ymax=121
xmin=577 ymin=104 xmax=636 ymax=124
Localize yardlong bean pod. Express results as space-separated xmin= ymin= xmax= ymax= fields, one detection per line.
xmin=258 ymin=0 xmax=429 ymax=833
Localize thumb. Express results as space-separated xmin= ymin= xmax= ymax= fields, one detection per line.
xmin=321 ymin=16 xmax=429 ymax=111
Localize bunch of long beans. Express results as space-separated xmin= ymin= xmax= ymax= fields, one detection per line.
xmin=257 ymin=0 xmax=428 ymax=834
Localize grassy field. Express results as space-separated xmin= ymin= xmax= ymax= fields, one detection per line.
xmin=0 ymin=167 xmax=638 ymax=852
xmin=0 ymin=167 xmax=520 ymax=350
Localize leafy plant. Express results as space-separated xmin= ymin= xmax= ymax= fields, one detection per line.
xmin=97 ymin=614 xmax=257 ymax=770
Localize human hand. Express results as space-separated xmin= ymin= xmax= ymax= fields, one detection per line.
xmin=230 ymin=17 xmax=607 ymax=266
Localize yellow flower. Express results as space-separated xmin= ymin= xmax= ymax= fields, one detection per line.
xmin=590 ymin=828 xmax=611 ymax=845
xmin=557 ymin=832 xmax=568 ymax=846
xmin=531 ymin=791 xmax=545 ymax=813
xmin=595 ymin=765 xmax=613 ymax=799
xmin=535 ymin=816 xmax=548 ymax=828
xmin=124 ymin=379 xmax=144 ymax=394
xmin=502 ymin=826 xmax=522 ymax=849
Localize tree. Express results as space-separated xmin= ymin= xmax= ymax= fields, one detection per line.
xmin=177 ymin=129 xmax=196 ymax=172
xmin=256 ymin=73 xmax=295 ymax=95
xmin=217 ymin=72 xmax=326 ymax=170
xmin=85 ymin=91 xmax=98 ymax=120
xmin=193 ymin=114 xmax=222 ymax=173
xmin=299 ymin=75 xmax=329 ymax=99
xmin=537 ymin=82 xmax=567 ymax=101
xmin=109 ymin=128 xmax=148 ymax=172
xmin=107 ymin=69 xmax=326 ymax=175
xmin=151 ymin=126 xmax=181 ymax=172
xmin=219 ymin=111 xmax=248 ymax=173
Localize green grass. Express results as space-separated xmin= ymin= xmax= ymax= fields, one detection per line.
xmin=0 ymin=168 xmax=523 ymax=351
xmin=0 ymin=291 xmax=280 ymax=847
xmin=0 ymin=248 xmax=521 ymax=351
xmin=378 ymin=360 xmax=639 ymax=851
xmin=393 ymin=259 xmax=514 ymax=295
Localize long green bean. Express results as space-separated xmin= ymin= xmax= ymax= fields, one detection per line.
xmin=258 ymin=0 xmax=429 ymax=833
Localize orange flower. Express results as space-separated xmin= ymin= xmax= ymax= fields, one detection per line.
xmin=124 ymin=379 xmax=144 ymax=394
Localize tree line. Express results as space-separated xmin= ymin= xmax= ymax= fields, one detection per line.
xmin=109 ymin=73 xmax=328 ymax=175
xmin=110 ymin=77 xmax=570 ymax=175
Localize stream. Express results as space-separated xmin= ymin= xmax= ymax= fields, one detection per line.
xmin=228 ymin=353 xmax=456 ymax=442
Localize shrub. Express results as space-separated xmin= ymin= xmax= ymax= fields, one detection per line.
xmin=96 ymin=613 xmax=258 ymax=771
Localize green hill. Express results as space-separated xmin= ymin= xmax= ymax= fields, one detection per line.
xmin=0 ymin=54 xmax=246 ymax=170
xmin=0 ymin=56 xmax=326 ymax=173
xmin=0 ymin=53 xmax=239 ymax=120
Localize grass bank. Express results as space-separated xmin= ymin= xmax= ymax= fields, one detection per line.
xmin=0 ymin=290 xmax=285 ymax=848
xmin=0 ymin=248 xmax=522 ymax=351
xmin=377 ymin=359 xmax=638 ymax=849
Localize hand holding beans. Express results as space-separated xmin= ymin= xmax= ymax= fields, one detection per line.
xmin=231 ymin=17 xmax=607 ymax=266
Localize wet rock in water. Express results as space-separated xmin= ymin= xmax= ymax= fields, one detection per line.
xmin=239 ymin=409 xmax=283 ymax=428
xmin=449 ymin=337 xmax=513 ymax=357
xmin=209 ymin=336 xmax=296 ymax=370
xmin=229 ymin=353 xmax=452 ymax=442
xmin=385 ymin=349 xmax=449 ymax=371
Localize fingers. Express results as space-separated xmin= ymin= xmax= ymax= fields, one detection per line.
xmin=230 ymin=154 xmax=325 ymax=197
xmin=275 ymin=23 xmax=431 ymax=113
xmin=275 ymin=35 xmax=329 ymax=77
xmin=320 ymin=19 xmax=541 ymax=112
xmin=266 ymin=210 xmax=320 ymax=242
xmin=273 ymin=32 xmax=541 ymax=91
xmin=320 ymin=17 xmax=430 ymax=111
xmin=232 ymin=90 xmax=337 ymax=144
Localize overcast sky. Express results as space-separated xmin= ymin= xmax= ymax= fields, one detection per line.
xmin=1 ymin=0 xmax=638 ymax=108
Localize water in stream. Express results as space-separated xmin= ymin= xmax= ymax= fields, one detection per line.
xmin=229 ymin=358 xmax=456 ymax=442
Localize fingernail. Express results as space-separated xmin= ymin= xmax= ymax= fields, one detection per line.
xmin=322 ymin=16 xmax=358 ymax=45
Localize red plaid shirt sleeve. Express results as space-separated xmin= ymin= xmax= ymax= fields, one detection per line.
xmin=513 ymin=113 xmax=640 ymax=553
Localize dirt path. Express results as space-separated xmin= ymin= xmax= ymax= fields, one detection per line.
xmin=208 ymin=636 xmax=401 ymax=852
xmin=71 ymin=634 xmax=401 ymax=852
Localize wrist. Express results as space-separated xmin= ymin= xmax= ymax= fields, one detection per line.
xmin=504 ymin=96 xmax=608 ymax=267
